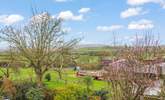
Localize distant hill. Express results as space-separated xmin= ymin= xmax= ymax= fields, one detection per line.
xmin=76 ymin=44 xmax=110 ymax=48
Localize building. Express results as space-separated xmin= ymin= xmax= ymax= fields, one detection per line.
xmin=103 ymin=58 xmax=165 ymax=96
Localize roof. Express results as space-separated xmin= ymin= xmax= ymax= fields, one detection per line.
xmin=104 ymin=59 xmax=162 ymax=75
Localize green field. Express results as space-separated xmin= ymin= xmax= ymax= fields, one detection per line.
xmin=0 ymin=68 xmax=107 ymax=90
xmin=0 ymin=47 xmax=110 ymax=92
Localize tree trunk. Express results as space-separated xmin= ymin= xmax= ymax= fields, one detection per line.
xmin=36 ymin=73 xmax=43 ymax=87
xmin=6 ymin=68 xmax=10 ymax=78
xmin=58 ymin=70 xmax=62 ymax=80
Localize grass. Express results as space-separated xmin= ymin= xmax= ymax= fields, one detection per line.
xmin=0 ymin=68 xmax=107 ymax=90
xmin=0 ymin=47 xmax=109 ymax=90
xmin=44 ymin=69 xmax=107 ymax=90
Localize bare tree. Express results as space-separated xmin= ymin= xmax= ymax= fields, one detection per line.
xmin=0 ymin=12 xmax=78 ymax=86
xmin=0 ymin=45 xmax=22 ymax=78
xmin=104 ymin=33 xmax=162 ymax=100
xmin=52 ymin=40 xmax=78 ymax=79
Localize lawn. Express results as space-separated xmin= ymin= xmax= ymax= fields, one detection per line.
xmin=0 ymin=68 xmax=107 ymax=90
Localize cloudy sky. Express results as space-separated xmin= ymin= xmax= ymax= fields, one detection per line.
xmin=0 ymin=0 xmax=165 ymax=45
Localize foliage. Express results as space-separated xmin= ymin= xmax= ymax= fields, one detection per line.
xmin=42 ymin=89 xmax=55 ymax=100
xmin=45 ymin=73 xmax=51 ymax=81
xmin=0 ymin=78 xmax=16 ymax=99
xmin=83 ymin=76 xmax=93 ymax=93
xmin=0 ymin=79 xmax=55 ymax=100
xmin=26 ymin=87 xmax=45 ymax=100
xmin=54 ymin=84 xmax=107 ymax=100
xmin=54 ymin=84 xmax=86 ymax=100
xmin=14 ymin=81 xmax=37 ymax=100
xmin=93 ymin=89 xmax=109 ymax=100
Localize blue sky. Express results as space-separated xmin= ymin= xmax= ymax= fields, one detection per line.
xmin=0 ymin=0 xmax=165 ymax=45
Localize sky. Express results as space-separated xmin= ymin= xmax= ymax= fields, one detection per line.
xmin=0 ymin=0 xmax=165 ymax=46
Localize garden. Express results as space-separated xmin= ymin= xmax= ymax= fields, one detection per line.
xmin=0 ymin=68 xmax=108 ymax=100
xmin=0 ymin=9 xmax=164 ymax=100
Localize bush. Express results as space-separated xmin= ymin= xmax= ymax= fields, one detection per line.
xmin=54 ymin=84 xmax=87 ymax=100
xmin=54 ymin=84 xmax=104 ymax=100
xmin=0 ymin=78 xmax=16 ymax=99
xmin=83 ymin=76 xmax=93 ymax=93
xmin=14 ymin=81 xmax=37 ymax=100
xmin=93 ymin=89 xmax=109 ymax=100
xmin=26 ymin=87 xmax=45 ymax=100
xmin=88 ymin=96 xmax=101 ymax=100
xmin=0 ymin=79 xmax=55 ymax=100
xmin=15 ymin=81 xmax=54 ymax=100
xmin=45 ymin=73 xmax=51 ymax=81
xmin=43 ymin=89 xmax=55 ymax=100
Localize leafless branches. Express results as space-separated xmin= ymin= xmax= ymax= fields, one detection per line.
xmin=0 ymin=12 xmax=79 ymax=86
xmin=104 ymin=33 xmax=163 ymax=100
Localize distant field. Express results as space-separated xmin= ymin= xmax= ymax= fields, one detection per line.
xmin=77 ymin=47 xmax=112 ymax=52
xmin=0 ymin=47 xmax=110 ymax=90
xmin=74 ymin=47 xmax=113 ymax=70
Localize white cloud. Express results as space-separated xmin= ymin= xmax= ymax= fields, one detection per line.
xmin=58 ymin=11 xmax=83 ymax=21
xmin=128 ymin=19 xmax=154 ymax=30
xmin=161 ymin=1 xmax=165 ymax=8
xmin=163 ymin=4 xmax=165 ymax=8
xmin=124 ymin=35 xmax=144 ymax=42
xmin=127 ymin=0 xmax=165 ymax=8
xmin=79 ymin=8 xmax=91 ymax=14
xmin=128 ymin=0 xmax=156 ymax=5
xmin=54 ymin=0 xmax=69 ymax=2
xmin=31 ymin=12 xmax=49 ymax=22
xmin=97 ymin=25 xmax=124 ymax=32
xmin=62 ymin=27 xmax=72 ymax=32
xmin=121 ymin=7 xmax=146 ymax=18
xmin=0 ymin=14 xmax=24 ymax=25
xmin=78 ymin=32 xmax=84 ymax=34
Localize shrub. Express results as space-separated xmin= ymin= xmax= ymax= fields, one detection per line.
xmin=88 ymin=96 xmax=101 ymax=100
xmin=15 ymin=80 xmax=54 ymax=100
xmin=54 ymin=84 xmax=87 ymax=100
xmin=26 ymin=87 xmax=45 ymax=100
xmin=83 ymin=76 xmax=93 ymax=93
xmin=93 ymin=89 xmax=109 ymax=100
xmin=45 ymin=73 xmax=51 ymax=81
xmin=14 ymin=81 xmax=37 ymax=100
xmin=1 ymin=78 xmax=16 ymax=99
xmin=0 ymin=78 xmax=54 ymax=100
xmin=43 ymin=89 xmax=55 ymax=100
